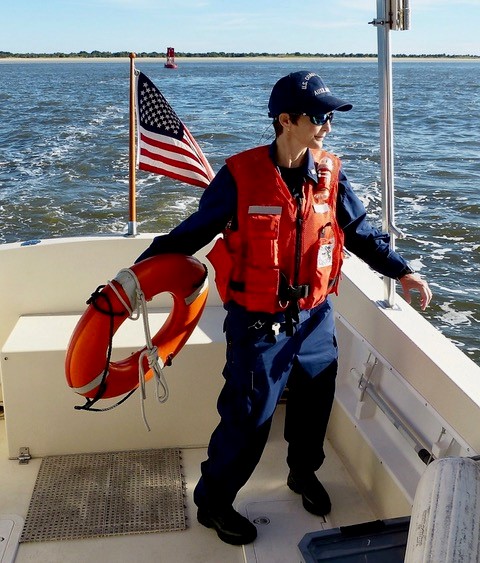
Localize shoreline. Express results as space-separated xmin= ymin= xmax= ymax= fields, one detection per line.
xmin=1 ymin=56 xmax=478 ymax=64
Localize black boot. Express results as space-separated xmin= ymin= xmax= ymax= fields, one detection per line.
xmin=287 ymin=471 xmax=331 ymax=516
xmin=197 ymin=505 xmax=257 ymax=545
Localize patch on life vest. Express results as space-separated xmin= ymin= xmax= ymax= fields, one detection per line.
xmin=313 ymin=203 xmax=330 ymax=214
xmin=317 ymin=242 xmax=334 ymax=267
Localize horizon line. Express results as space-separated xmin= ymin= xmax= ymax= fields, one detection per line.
xmin=1 ymin=50 xmax=478 ymax=59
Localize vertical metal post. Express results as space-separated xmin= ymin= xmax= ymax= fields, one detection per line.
xmin=372 ymin=0 xmax=410 ymax=307
xmin=377 ymin=0 xmax=396 ymax=306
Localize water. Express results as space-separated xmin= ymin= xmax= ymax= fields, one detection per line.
xmin=0 ymin=59 xmax=478 ymax=364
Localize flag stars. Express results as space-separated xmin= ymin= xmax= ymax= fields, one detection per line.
xmin=138 ymin=81 xmax=182 ymax=138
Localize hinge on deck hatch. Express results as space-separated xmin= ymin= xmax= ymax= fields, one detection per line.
xmin=18 ymin=447 xmax=31 ymax=464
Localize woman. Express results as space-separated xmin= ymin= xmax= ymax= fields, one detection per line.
xmin=136 ymin=70 xmax=432 ymax=545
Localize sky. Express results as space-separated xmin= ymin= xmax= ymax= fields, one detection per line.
xmin=2 ymin=0 xmax=479 ymax=57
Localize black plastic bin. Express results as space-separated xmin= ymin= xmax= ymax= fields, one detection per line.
xmin=298 ymin=516 xmax=410 ymax=562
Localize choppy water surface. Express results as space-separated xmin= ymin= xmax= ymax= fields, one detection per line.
xmin=0 ymin=60 xmax=478 ymax=363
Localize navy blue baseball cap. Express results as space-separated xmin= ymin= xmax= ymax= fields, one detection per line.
xmin=268 ymin=71 xmax=353 ymax=118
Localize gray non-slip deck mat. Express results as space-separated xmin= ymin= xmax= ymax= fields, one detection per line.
xmin=20 ymin=448 xmax=186 ymax=542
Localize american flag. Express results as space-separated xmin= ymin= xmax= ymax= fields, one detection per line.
xmin=135 ymin=71 xmax=214 ymax=188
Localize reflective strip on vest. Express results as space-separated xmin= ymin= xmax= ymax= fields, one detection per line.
xmin=248 ymin=205 xmax=282 ymax=215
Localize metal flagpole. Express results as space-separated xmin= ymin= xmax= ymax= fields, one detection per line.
xmin=128 ymin=52 xmax=137 ymax=236
xmin=370 ymin=0 xmax=410 ymax=307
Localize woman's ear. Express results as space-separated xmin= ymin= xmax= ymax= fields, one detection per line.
xmin=278 ymin=112 xmax=291 ymax=131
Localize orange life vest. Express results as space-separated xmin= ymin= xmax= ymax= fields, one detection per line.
xmin=207 ymin=145 xmax=344 ymax=313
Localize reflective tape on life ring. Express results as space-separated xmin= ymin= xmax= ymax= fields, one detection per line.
xmin=65 ymin=254 xmax=209 ymax=399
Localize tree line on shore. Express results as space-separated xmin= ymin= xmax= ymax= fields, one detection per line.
xmin=0 ymin=50 xmax=477 ymax=59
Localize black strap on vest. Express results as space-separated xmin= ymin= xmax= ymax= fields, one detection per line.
xmin=284 ymin=303 xmax=299 ymax=336
xmin=279 ymin=274 xmax=309 ymax=336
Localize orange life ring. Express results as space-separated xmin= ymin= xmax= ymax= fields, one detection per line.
xmin=65 ymin=254 xmax=208 ymax=400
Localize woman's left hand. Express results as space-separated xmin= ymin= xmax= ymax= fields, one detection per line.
xmin=398 ymin=273 xmax=433 ymax=311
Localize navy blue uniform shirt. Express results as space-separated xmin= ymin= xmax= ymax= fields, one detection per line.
xmin=137 ymin=142 xmax=409 ymax=280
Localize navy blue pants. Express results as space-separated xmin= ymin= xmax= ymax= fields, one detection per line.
xmin=194 ymin=299 xmax=338 ymax=510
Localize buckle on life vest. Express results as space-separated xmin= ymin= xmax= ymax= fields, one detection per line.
xmin=282 ymin=283 xmax=310 ymax=301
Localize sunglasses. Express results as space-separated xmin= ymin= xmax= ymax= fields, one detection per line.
xmin=305 ymin=112 xmax=334 ymax=125
xmin=276 ymin=112 xmax=335 ymax=126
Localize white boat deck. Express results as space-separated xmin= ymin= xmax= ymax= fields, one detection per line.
xmin=0 ymin=405 xmax=377 ymax=563
xmin=2 ymin=235 xmax=480 ymax=562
